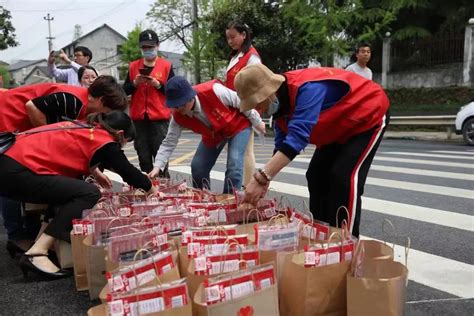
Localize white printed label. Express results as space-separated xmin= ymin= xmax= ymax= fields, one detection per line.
xmin=108 ymin=300 xmax=124 ymax=316
xmin=194 ymin=256 xmax=207 ymax=272
xmin=73 ymin=224 xmax=83 ymax=235
xmin=136 ymin=269 xmax=156 ymax=287
xmin=264 ymin=207 xmax=276 ymax=218
xmin=260 ymin=278 xmax=272 ymax=289
xmin=320 ymin=252 xmax=340 ymax=266
xmin=119 ymin=207 xmax=131 ymax=217
xmin=206 ymin=285 xmax=221 ymax=303
xmin=224 ymin=281 xmax=254 ymax=301
xmin=138 ymin=297 xmax=165 ymax=314
xmin=344 ymin=251 xmax=353 ymax=261
xmin=112 ymin=276 xmax=125 ymax=292
xmin=218 ymin=209 xmax=227 ymax=222
xmin=161 ymin=263 xmax=171 ymax=274
xmin=171 ymin=295 xmax=184 ymax=308
xmin=304 ymin=251 xmax=316 ymax=266
xmin=210 ymin=259 xmax=239 ymax=275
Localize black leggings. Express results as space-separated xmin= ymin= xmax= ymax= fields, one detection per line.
xmin=0 ymin=156 xmax=100 ymax=242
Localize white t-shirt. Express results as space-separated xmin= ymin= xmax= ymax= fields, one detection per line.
xmin=346 ymin=63 xmax=372 ymax=80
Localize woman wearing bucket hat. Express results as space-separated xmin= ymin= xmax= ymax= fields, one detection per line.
xmin=148 ymin=76 xmax=265 ymax=193
xmin=234 ymin=64 xmax=390 ymax=237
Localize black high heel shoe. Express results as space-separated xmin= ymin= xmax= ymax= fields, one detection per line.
xmin=6 ymin=240 xmax=34 ymax=258
xmin=19 ymin=254 xmax=72 ymax=280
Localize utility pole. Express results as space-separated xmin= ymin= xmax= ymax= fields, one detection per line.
xmin=44 ymin=13 xmax=55 ymax=53
xmin=191 ymin=0 xmax=201 ymax=84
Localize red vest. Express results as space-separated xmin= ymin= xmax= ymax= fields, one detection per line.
xmin=129 ymin=58 xmax=171 ymax=121
xmin=276 ymin=68 xmax=389 ymax=146
xmin=173 ymin=80 xmax=250 ymax=146
xmin=225 ymin=47 xmax=260 ymax=91
xmin=0 ymin=83 xmax=89 ymax=132
xmin=5 ymin=122 xmax=115 ymax=178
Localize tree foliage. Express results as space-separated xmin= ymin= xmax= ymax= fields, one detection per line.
xmin=0 ymin=66 xmax=11 ymax=88
xmin=119 ymin=24 xmax=143 ymax=64
xmin=0 ymin=6 xmax=18 ymax=50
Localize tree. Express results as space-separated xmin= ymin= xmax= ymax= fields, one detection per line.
xmin=147 ymin=0 xmax=226 ymax=83
xmin=0 ymin=6 xmax=18 ymax=50
xmin=0 ymin=66 xmax=11 ymax=88
xmin=119 ymin=24 xmax=143 ymax=64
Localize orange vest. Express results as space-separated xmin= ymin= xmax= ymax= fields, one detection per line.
xmin=129 ymin=58 xmax=171 ymax=121
xmin=0 ymin=83 xmax=89 ymax=132
xmin=5 ymin=121 xmax=115 ymax=178
xmin=276 ymin=68 xmax=389 ymax=146
xmin=225 ymin=47 xmax=260 ymax=91
xmin=173 ymin=80 xmax=250 ymax=146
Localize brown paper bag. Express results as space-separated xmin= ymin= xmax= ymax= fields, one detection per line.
xmin=88 ymin=303 xmax=192 ymax=316
xmin=358 ymin=239 xmax=393 ymax=260
xmin=280 ymin=252 xmax=350 ymax=316
xmin=99 ymin=262 xmax=181 ymax=303
xmin=83 ymin=235 xmax=108 ymax=300
xmin=347 ymin=259 xmax=408 ymax=316
xmin=71 ymin=232 xmax=88 ymax=291
xmin=194 ymin=282 xmax=279 ymax=316
xmin=54 ymin=239 xmax=73 ymax=269
xmin=178 ymin=246 xmax=190 ymax=277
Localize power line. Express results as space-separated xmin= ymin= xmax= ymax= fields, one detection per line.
xmin=43 ymin=13 xmax=55 ymax=53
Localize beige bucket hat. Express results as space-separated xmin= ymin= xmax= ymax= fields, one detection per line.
xmin=234 ymin=64 xmax=285 ymax=112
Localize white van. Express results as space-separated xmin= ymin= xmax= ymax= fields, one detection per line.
xmin=455 ymin=101 xmax=474 ymax=146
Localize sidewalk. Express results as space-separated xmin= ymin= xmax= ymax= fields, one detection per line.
xmin=384 ymin=131 xmax=465 ymax=143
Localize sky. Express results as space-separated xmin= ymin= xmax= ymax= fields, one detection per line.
xmin=0 ymin=0 xmax=183 ymax=64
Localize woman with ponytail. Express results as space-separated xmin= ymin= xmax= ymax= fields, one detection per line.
xmin=0 ymin=111 xmax=156 ymax=280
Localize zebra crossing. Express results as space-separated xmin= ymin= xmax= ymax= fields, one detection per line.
xmin=120 ymin=137 xmax=474 ymax=303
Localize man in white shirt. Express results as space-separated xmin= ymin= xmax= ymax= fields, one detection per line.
xmin=346 ymin=43 xmax=372 ymax=80
xmin=47 ymin=46 xmax=93 ymax=86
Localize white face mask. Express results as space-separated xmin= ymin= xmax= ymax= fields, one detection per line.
xmin=267 ymin=98 xmax=280 ymax=116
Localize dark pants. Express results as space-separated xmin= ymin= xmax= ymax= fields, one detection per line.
xmin=133 ymin=118 xmax=169 ymax=174
xmin=0 ymin=156 xmax=100 ymax=242
xmin=306 ymin=114 xmax=389 ymax=238
xmin=0 ymin=197 xmax=41 ymax=240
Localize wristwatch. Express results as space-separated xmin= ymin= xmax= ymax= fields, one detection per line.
xmin=257 ymin=168 xmax=272 ymax=182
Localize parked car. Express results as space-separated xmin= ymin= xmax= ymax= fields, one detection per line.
xmin=455 ymin=101 xmax=474 ymax=146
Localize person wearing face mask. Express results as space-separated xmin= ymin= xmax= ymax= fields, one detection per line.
xmin=148 ymin=76 xmax=265 ymax=194
xmin=47 ymin=46 xmax=93 ymax=86
xmin=234 ymin=64 xmax=390 ymax=238
xmin=0 ymin=75 xmax=127 ymax=257
xmin=123 ymin=29 xmax=175 ymax=176
xmin=0 ymin=111 xmax=156 ymax=280
xmin=78 ymin=65 xmax=99 ymax=88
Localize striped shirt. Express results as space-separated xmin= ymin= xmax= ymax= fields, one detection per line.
xmin=32 ymin=92 xmax=84 ymax=124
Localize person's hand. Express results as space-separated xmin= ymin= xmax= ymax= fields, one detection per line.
xmin=242 ymin=178 xmax=269 ymax=205
xmin=254 ymin=122 xmax=266 ymax=135
xmin=48 ymin=51 xmax=56 ymax=64
xmin=133 ymin=74 xmax=149 ymax=87
xmin=148 ymin=167 xmax=160 ymax=179
xmin=92 ymin=169 xmax=112 ymax=189
xmin=58 ymin=50 xmax=72 ymax=64
xmin=146 ymin=76 xmax=162 ymax=89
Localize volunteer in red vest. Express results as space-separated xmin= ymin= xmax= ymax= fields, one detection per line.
xmin=0 ymin=111 xmax=156 ymax=280
xmin=123 ymin=29 xmax=175 ymax=175
xmin=0 ymin=75 xmax=127 ymax=133
xmin=224 ymin=20 xmax=263 ymax=188
xmin=235 ymin=64 xmax=390 ymax=237
xmin=148 ymin=76 xmax=265 ymax=194
xmin=0 ymin=75 xmax=127 ymax=257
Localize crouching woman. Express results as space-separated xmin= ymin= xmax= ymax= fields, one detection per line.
xmin=0 ymin=111 xmax=156 ymax=279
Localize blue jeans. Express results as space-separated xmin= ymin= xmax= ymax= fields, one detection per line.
xmin=0 ymin=196 xmax=41 ymax=240
xmin=191 ymin=128 xmax=251 ymax=194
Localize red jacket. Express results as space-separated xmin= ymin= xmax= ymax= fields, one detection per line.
xmin=0 ymin=83 xmax=89 ymax=132
xmin=5 ymin=121 xmax=115 ymax=178
xmin=173 ymin=80 xmax=250 ymax=146
xmin=276 ymin=68 xmax=389 ymax=146
xmin=225 ymin=47 xmax=260 ymax=91
xmin=129 ymin=58 xmax=171 ymax=121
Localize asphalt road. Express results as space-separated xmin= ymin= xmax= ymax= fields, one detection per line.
xmin=0 ymin=134 xmax=473 ymax=315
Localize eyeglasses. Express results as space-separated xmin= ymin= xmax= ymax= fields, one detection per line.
xmin=74 ymin=53 xmax=84 ymax=57
xmin=140 ymin=45 xmax=155 ymax=49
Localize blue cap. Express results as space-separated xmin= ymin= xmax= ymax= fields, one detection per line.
xmin=165 ymin=76 xmax=197 ymax=108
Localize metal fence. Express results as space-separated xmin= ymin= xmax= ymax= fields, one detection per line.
xmin=391 ymin=33 xmax=464 ymax=71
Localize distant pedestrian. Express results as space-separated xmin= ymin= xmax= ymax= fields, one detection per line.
xmin=123 ymin=29 xmax=174 ymax=175
xmin=48 ymin=46 xmax=93 ymax=86
xmin=346 ymin=43 xmax=373 ymax=80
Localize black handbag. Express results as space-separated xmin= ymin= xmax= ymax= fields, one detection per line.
xmin=0 ymin=131 xmax=16 ymax=154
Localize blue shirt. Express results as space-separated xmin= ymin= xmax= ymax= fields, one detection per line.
xmin=275 ymin=80 xmax=349 ymax=159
